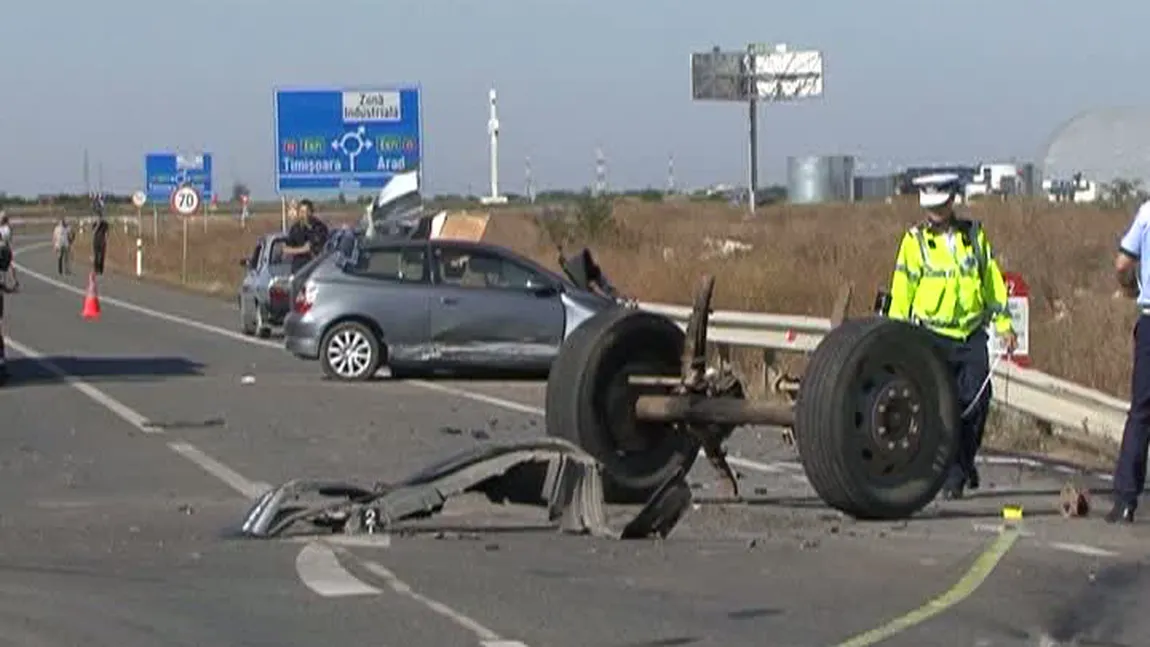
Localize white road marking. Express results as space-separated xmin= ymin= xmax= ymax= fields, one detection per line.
xmin=167 ymin=441 xmax=267 ymax=499
xmin=294 ymin=541 xmax=382 ymax=597
xmin=1046 ymin=542 xmax=1119 ymax=558
xmin=3 ymin=337 xmax=270 ymax=498
xmin=971 ymin=522 xmax=1117 ymax=558
xmin=5 ymin=333 xmax=389 ymax=600
xmin=360 ymin=559 xmax=530 ymax=646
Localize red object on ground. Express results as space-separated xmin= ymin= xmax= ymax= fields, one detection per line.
xmin=81 ymin=272 xmax=101 ymax=320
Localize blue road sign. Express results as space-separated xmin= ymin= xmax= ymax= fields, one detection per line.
xmin=274 ymin=86 xmax=422 ymax=193
xmin=145 ymin=153 xmax=213 ymax=204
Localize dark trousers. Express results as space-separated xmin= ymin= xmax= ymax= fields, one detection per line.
xmin=93 ymin=245 xmax=105 ymax=274
xmin=1114 ymin=316 xmax=1150 ymax=508
xmin=933 ymin=328 xmax=993 ymax=477
xmin=57 ymin=247 xmax=71 ymax=275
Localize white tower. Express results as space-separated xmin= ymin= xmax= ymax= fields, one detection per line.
xmin=593 ymin=147 xmax=607 ymax=196
xmin=480 ymin=87 xmax=508 ymax=205
xmin=525 ymin=156 xmax=536 ymax=204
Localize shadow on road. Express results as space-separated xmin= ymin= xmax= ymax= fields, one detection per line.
xmin=4 ymin=355 xmax=206 ymax=387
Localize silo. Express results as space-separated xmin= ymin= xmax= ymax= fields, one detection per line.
xmin=787 ymin=155 xmax=856 ymax=204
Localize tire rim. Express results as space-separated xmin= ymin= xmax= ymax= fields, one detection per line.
xmin=327 ymin=329 xmax=372 ymax=378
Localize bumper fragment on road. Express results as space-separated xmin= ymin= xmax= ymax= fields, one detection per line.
xmin=235 ymin=437 xmax=693 ymax=542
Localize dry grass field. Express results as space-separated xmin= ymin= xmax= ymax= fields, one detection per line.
xmin=59 ymin=196 xmax=1136 ymax=468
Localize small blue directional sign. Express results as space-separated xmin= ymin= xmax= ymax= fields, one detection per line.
xmin=274 ymin=86 xmax=422 ymax=192
xmin=145 ymin=153 xmax=213 ymax=204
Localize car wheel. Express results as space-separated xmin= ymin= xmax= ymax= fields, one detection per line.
xmin=240 ymin=297 xmax=256 ymax=336
xmin=320 ymin=321 xmax=382 ymax=381
xmin=255 ymin=301 xmax=272 ymax=339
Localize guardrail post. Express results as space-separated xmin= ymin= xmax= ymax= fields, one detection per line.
xmin=715 ymin=343 xmax=731 ymax=368
xmin=760 ymin=348 xmax=778 ymax=396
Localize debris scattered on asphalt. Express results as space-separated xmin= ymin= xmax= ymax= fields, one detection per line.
xmin=141 ymin=418 xmax=225 ymax=431
xmin=235 ymin=438 xmax=694 ymax=542
xmin=240 ymin=375 xmax=255 ymax=385
xmin=177 ymin=504 xmax=194 ymax=515
xmin=471 ymin=429 xmax=491 ymax=440
xmin=438 ymin=426 xmax=463 ymax=436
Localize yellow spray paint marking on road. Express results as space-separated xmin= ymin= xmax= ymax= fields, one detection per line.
xmin=832 ymin=508 xmax=1023 ymax=647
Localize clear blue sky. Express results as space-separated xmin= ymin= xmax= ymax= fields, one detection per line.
xmin=3 ymin=0 xmax=1148 ymax=199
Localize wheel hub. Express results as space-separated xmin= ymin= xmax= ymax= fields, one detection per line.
xmin=866 ymin=378 xmax=922 ymax=469
xmin=328 ymin=331 xmax=371 ymax=377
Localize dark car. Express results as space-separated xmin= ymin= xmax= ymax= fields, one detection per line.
xmin=282 ymin=234 xmax=627 ymax=381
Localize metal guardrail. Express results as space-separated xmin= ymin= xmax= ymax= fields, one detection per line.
xmin=639 ymin=302 xmax=1130 ymax=445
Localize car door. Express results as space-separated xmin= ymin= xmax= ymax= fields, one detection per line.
xmin=340 ymin=241 xmax=433 ymax=365
xmin=428 ymin=242 xmax=566 ymax=369
xmin=240 ymin=239 xmax=263 ymax=304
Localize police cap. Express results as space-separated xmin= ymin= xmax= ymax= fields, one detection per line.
xmin=912 ymin=172 xmax=963 ymax=208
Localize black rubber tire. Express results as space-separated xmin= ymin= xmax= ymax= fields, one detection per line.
xmin=319 ymin=321 xmax=382 ymax=382
xmin=239 ymin=297 xmax=256 ymax=336
xmin=255 ymin=301 xmax=272 ymax=339
xmin=794 ymin=316 xmax=959 ymax=520
xmin=546 ymin=307 xmax=701 ymax=504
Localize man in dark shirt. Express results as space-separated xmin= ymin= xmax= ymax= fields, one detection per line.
xmin=0 ymin=237 xmax=18 ymax=384
xmin=92 ymin=216 xmax=109 ymax=275
xmin=282 ymin=199 xmax=329 ymax=274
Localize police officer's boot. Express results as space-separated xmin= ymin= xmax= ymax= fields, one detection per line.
xmin=1105 ymin=501 xmax=1135 ymax=524
xmin=940 ymin=465 xmax=966 ymax=500
xmin=967 ymin=466 xmax=980 ymax=490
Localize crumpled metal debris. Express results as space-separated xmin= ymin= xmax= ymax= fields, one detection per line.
xmin=235 ymin=437 xmax=692 ymax=541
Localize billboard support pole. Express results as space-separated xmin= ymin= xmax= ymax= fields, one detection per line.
xmin=690 ymin=43 xmax=823 ymax=215
xmin=747 ymin=42 xmax=759 ymax=216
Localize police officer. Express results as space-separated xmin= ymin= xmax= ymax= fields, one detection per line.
xmin=1107 ymin=199 xmax=1150 ymax=523
xmin=885 ymin=172 xmax=1017 ymax=499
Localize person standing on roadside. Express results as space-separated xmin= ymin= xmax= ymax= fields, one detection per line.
xmin=53 ymin=218 xmax=73 ymax=275
xmin=1106 ymin=199 xmax=1150 ymax=523
xmin=0 ymin=211 xmax=12 ymax=246
xmin=282 ymin=199 xmax=330 ymax=274
xmin=92 ymin=216 xmax=109 ymax=275
xmin=0 ymin=232 xmax=19 ymax=384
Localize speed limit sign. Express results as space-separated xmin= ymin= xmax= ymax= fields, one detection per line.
xmin=171 ymin=185 xmax=201 ymax=216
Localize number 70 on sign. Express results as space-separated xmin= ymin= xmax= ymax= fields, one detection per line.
xmin=171 ymin=186 xmax=201 ymax=216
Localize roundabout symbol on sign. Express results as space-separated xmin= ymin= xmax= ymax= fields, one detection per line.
xmin=171 ymin=185 xmax=201 ymax=216
xmin=331 ymin=125 xmax=373 ymax=172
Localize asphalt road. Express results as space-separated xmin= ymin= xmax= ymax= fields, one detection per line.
xmin=3 ymin=238 xmax=1150 ymax=646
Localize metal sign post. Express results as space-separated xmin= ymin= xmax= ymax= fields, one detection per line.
xmin=690 ymin=43 xmax=824 ymax=215
xmin=131 ymin=190 xmax=147 ymax=236
xmin=171 ymin=185 xmax=201 ymax=284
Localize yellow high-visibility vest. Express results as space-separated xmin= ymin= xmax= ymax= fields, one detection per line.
xmin=887 ymin=218 xmax=1013 ymax=341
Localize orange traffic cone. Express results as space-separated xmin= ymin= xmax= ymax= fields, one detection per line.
xmin=81 ymin=272 xmax=101 ymax=320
